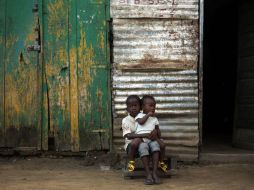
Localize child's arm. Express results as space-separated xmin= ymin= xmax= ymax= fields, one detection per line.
xmin=136 ymin=112 xmax=154 ymax=125
xmin=155 ymin=125 xmax=161 ymax=139
xmin=124 ymin=132 xmax=150 ymax=140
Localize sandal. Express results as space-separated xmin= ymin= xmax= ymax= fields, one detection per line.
xmin=127 ymin=160 xmax=135 ymax=172
xmin=158 ymin=161 xmax=168 ymax=172
xmin=152 ymin=173 xmax=161 ymax=185
xmin=144 ymin=178 xmax=154 ymax=185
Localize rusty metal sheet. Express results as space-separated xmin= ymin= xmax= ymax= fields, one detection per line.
xmin=113 ymin=19 xmax=199 ymax=70
xmin=111 ymin=0 xmax=200 ymax=161
xmin=111 ymin=0 xmax=199 ymax=19
xmin=112 ymin=70 xmax=199 ymax=161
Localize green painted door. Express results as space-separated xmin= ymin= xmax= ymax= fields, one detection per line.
xmin=0 ymin=0 xmax=42 ymax=148
xmin=43 ymin=0 xmax=111 ymax=151
xmin=77 ymin=0 xmax=111 ymax=151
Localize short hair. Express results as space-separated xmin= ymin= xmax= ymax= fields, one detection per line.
xmin=126 ymin=95 xmax=141 ymax=105
xmin=141 ymin=95 xmax=155 ymax=105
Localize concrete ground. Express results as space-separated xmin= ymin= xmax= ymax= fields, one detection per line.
xmin=0 ymin=156 xmax=253 ymax=190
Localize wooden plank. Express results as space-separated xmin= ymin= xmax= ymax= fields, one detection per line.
xmin=0 ymin=0 xmax=5 ymax=147
xmin=69 ymin=0 xmax=80 ymax=152
xmin=4 ymin=0 xmax=40 ymax=148
xmin=43 ymin=0 xmax=71 ymax=151
xmin=39 ymin=0 xmax=48 ymax=151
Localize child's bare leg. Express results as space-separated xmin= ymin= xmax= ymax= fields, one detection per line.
xmin=151 ymin=151 xmax=161 ymax=184
xmin=139 ymin=142 xmax=153 ymax=185
xmin=156 ymin=139 xmax=168 ymax=172
xmin=156 ymin=139 xmax=166 ymax=162
xmin=127 ymin=138 xmax=142 ymax=172
xmin=128 ymin=138 xmax=142 ymax=161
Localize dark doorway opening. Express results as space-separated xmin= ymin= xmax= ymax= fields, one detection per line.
xmin=202 ymin=0 xmax=238 ymax=152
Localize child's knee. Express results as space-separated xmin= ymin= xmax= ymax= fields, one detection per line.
xmin=131 ymin=138 xmax=141 ymax=148
xmin=132 ymin=138 xmax=141 ymax=147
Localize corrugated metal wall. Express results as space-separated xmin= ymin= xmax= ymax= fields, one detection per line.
xmin=111 ymin=0 xmax=199 ymax=161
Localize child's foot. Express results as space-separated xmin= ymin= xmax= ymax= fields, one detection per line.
xmin=144 ymin=174 xmax=154 ymax=185
xmin=158 ymin=161 xmax=168 ymax=172
xmin=152 ymin=172 xmax=161 ymax=184
xmin=127 ymin=160 xmax=135 ymax=172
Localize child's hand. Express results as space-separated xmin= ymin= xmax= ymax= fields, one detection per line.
xmin=147 ymin=112 xmax=155 ymax=117
xmin=148 ymin=129 xmax=158 ymax=140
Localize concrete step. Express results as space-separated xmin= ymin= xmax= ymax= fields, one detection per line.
xmin=199 ymin=153 xmax=254 ymax=164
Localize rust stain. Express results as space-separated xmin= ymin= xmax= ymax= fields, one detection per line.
xmin=70 ymin=47 xmax=79 ymax=151
xmin=118 ymin=53 xmax=196 ymax=70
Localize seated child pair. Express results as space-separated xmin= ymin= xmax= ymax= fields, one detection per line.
xmin=122 ymin=95 xmax=167 ymax=172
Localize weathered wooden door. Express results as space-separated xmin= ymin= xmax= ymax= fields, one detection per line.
xmin=0 ymin=0 xmax=42 ymax=149
xmin=76 ymin=0 xmax=111 ymax=151
xmin=43 ymin=0 xmax=111 ymax=151
xmin=233 ymin=0 xmax=254 ymax=150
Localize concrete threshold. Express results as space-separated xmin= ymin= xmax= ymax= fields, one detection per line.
xmin=199 ymin=152 xmax=254 ymax=164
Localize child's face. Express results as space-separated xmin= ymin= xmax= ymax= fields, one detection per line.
xmin=142 ymin=98 xmax=156 ymax=114
xmin=127 ymin=98 xmax=141 ymax=117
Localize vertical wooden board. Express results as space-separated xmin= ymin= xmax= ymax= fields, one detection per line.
xmin=39 ymin=0 xmax=48 ymax=151
xmin=0 ymin=0 xmax=5 ymax=147
xmin=4 ymin=0 xmax=40 ymax=147
xmin=43 ymin=0 xmax=71 ymax=151
xmin=69 ymin=0 xmax=79 ymax=152
xmin=77 ymin=2 xmax=110 ymax=150
xmin=78 ymin=68 xmax=110 ymax=150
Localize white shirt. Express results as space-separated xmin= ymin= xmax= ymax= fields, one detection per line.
xmin=122 ymin=114 xmax=137 ymax=150
xmin=135 ymin=113 xmax=159 ymax=134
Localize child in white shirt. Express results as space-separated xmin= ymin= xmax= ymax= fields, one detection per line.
xmin=135 ymin=95 xmax=167 ymax=173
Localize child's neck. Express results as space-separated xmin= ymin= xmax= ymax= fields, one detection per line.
xmin=129 ymin=113 xmax=139 ymax=118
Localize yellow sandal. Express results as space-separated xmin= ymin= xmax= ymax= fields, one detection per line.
xmin=127 ymin=160 xmax=135 ymax=172
xmin=158 ymin=161 xmax=168 ymax=172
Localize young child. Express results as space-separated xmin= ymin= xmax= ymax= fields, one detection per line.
xmin=122 ymin=95 xmax=167 ymax=173
xmin=122 ymin=95 xmax=143 ymax=172
xmin=135 ymin=95 xmax=167 ymax=172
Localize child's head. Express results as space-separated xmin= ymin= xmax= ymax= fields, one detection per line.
xmin=126 ymin=95 xmax=141 ymax=117
xmin=141 ymin=95 xmax=156 ymax=114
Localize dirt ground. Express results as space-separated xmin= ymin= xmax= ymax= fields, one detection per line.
xmin=0 ymin=155 xmax=254 ymax=190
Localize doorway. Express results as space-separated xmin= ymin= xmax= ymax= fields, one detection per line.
xmin=202 ymin=0 xmax=238 ymax=152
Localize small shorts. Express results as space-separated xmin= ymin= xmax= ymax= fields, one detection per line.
xmin=138 ymin=141 xmax=160 ymax=158
xmin=126 ymin=141 xmax=160 ymax=158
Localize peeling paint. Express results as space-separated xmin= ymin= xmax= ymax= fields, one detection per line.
xmin=99 ymin=31 xmax=105 ymax=51
xmin=47 ymin=0 xmax=68 ymax=39
xmin=70 ymin=48 xmax=79 ymax=151
xmin=5 ymin=55 xmax=38 ymax=128
xmin=78 ymin=26 xmax=95 ymax=113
